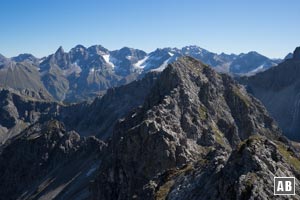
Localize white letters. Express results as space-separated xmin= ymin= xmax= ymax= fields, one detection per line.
xmin=285 ymin=181 xmax=292 ymax=191
xmin=277 ymin=181 xmax=284 ymax=191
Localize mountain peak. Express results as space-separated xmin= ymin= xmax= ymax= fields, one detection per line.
xmin=72 ymin=44 xmax=86 ymax=51
xmin=11 ymin=53 xmax=37 ymax=62
xmin=248 ymin=51 xmax=259 ymax=54
xmin=92 ymin=54 xmax=282 ymax=199
xmin=292 ymin=46 xmax=300 ymax=60
xmin=118 ymin=47 xmax=139 ymax=55
xmin=87 ymin=45 xmax=109 ymax=55
xmin=55 ymin=46 xmax=65 ymax=55
xmin=174 ymin=56 xmax=209 ymax=70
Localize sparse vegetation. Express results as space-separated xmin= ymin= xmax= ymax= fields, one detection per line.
xmin=211 ymin=123 xmax=228 ymax=148
xmin=155 ymin=164 xmax=194 ymax=200
xmin=277 ymin=142 xmax=300 ymax=171
xmin=212 ymin=126 xmax=224 ymax=145
xmin=199 ymin=105 xmax=207 ymax=120
xmin=156 ymin=180 xmax=175 ymax=200
xmin=232 ymin=85 xmax=250 ymax=106
xmin=237 ymin=134 xmax=264 ymax=151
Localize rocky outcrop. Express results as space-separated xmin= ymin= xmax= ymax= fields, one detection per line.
xmin=91 ymin=57 xmax=284 ymax=200
xmin=0 ymin=88 xmax=60 ymax=144
xmin=293 ymin=47 xmax=300 ymax=60
xmin=145 ymin=135 xmax=300 ymax=200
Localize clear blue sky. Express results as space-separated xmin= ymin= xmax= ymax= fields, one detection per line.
xmin=0 ymin=0 xmax=299 ymax=58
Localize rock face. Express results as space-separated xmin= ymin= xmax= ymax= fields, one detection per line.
xmin=61 ymin=71 xmax=160 ymax=138
xmin=151 ymin=135 xmax=300 ymax=200
xmin=293 ymin=47 xmax=300 ymax=60
xmin=91 ymin=57 xmax=288 ymax=200
xmin=0 ymin=120 xmax=105 ymax=200
xmin=39 ymin=45 xmax=135 ymax=102
xmin=240 ymin=46 xmax=300 ymax=140
xmin=0 ymin=88 xmax=59 ymax=144
xmin=0 ymin=61 xmax=52 ymax=100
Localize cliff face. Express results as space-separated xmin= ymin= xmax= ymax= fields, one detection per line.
xmin=61 ymin=72 xmax=160 ymax=138
xmin=0 ymin=89 xmax=60 ymax=144
xmin=91 ymin=57 xmax=292 ymax=200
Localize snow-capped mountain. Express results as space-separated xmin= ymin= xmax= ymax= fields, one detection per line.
xmin=130 ymin=46 xmax=280 ymax=75
xmin=0 ymin=44 xmax=282 ymax=102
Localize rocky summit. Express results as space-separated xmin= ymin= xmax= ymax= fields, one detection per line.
xmin=90 ymin=57 xmax=299 ymax=199
xmin=0 ymin=56 xmax=299 ymax=200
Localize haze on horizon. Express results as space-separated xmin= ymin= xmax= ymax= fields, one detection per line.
xmin=0 ymin=0 xmax=299 ymax=58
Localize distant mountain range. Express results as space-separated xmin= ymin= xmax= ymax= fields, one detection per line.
xmin=0 ymin=45 xmax=282 ymax=102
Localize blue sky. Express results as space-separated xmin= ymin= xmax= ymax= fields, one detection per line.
xmin=0 ymin=0 xmax=299 ymax=58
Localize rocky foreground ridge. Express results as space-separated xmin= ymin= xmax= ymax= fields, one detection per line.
xmin=0 ymin=57 xmax=299 ymax=200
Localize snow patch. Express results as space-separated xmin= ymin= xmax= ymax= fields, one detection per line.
xmin=134 ymin=56 xmax=149 ymax=69
xmin=102 ymin=54 xmax=115 ymax=68
xmin=151 ymin=58 xmax=171 ymax=72
xmin=249 ymin=65 xmax=264 ymax=73
xmin=62 ymin=63 xmax=82 ymax=76
xmin=39 ymin=58 xmax=45 ymax=64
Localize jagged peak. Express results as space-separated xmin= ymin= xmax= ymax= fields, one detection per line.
xmin=118 ymin=46 xmax=145 ymax=54
xmin=247 ymin=51 xmax=260 ymax=55
xmin=11 ymin=53 xmax=37 ymax=62
xmin=87 ymin=45 xmax=109 ymax=55
xmin=147 ymin=56 xmax=217 ymax=98
xmin=293 ymin=46 xmax=300 ymax=60
xmin=55 ymin=46 xmax=65 ymax=55
xmin=182 ymin=45 xmax=205 ymax=51
xmin=169 ymin=56 xmax=210 ymax=72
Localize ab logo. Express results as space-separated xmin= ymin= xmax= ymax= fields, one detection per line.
xmin=274 ymin=177 xmax=295 ymax=195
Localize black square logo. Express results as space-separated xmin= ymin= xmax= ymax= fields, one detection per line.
xmin=274 ymin=177 xmax=295 ymax=195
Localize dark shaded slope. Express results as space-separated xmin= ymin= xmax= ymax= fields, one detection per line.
xmin=240 ymin=47 xmax=300 ymax=140
xmin=0 ymin=120 xmax=105 ymax=200
xmin=61 ymin=72 xmax=160 ymax=138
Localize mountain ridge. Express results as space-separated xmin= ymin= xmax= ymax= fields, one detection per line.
xmin=0 ymin=44 xmax=282 ymax=103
